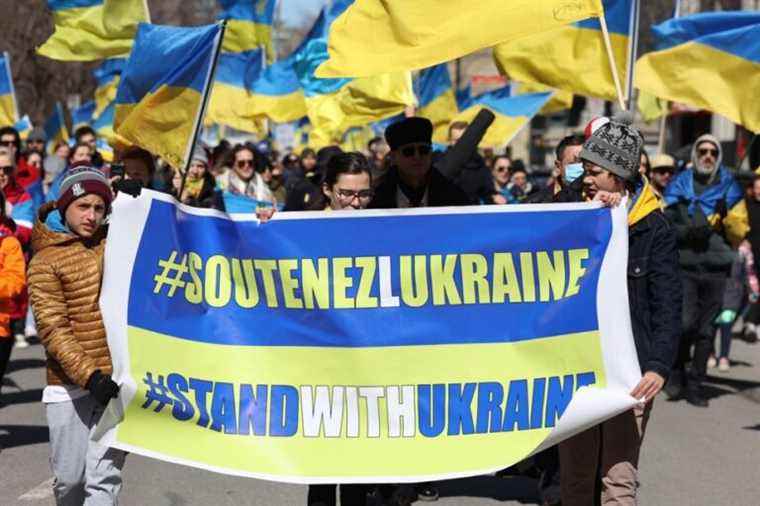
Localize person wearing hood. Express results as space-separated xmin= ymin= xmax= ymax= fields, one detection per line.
xmin=663 ymin=134 xmax=742 ymax=407
xmin=27 ymin=166 xmax=127 ymax=504
xmin=169 ymin=147 xmax=219 ymax=209
xmin=558 ymin=116 xmax=681 ymax=506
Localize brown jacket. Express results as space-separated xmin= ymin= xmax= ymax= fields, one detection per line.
xmin=28 ymin=202 xmax=110 ymax=388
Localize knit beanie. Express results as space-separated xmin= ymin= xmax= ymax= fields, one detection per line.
xmin=580 ymin=112 xmax=643 ymax=182
xmin=56 ymin=166 xmax=113 ymax=216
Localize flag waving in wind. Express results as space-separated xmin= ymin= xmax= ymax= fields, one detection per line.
xmin=635 ymin=11 xmax=760 ymax=133
xmin=316 ymin=0 xmax=604 ymax=78
xmin=494 ymin=0 xmax=631 ymax=101
xmin=415 ymin=64 xmax=458 ymax=145
xmin=43 ymin=102 xmax=69 ymax=149
xmin=38 ymin=0 xmax=150 ymax=61
xmin=0 ymin=52 xmax=18 ymax=127
xmin=93 ymin=58 xmax=126 ymax=117
xmin=295 ymin=0 xmax=415 ymax=148
xmin=217 ymin=0 xmax=276 ymax=59
xmin=452 ymin=88 xmax=553 ymax=148
xmin=115 ymin=23 xmax=224 ymax=169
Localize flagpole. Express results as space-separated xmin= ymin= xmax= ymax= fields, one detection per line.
xmin=180 ymin=20 xmax=227 ymax=199
xmin=598 ymin=14 xmax=626 ymax=111
xmin=625 ymin=0 xmax=640 ymax=112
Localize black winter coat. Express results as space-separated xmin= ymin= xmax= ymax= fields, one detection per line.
xmin=369 ymin=167 xmax=471 ymax=209
xmin=627 ymin=210 xmax=682 ymax=378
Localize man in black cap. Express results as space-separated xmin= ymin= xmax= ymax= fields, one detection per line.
xmin=370 ymin=117 xmax=469 ymax=209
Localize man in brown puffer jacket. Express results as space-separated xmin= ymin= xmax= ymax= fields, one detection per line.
xmin=28 ymin=166 xmax=125 ymax=505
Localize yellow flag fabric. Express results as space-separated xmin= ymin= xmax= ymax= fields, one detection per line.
xmin=306 ymin=73 xmax=415 ymax=148
xmin=38 ymin=0 xmax=149 ymax=61
xmin=316 ymin=0 xmax=604 ymax=78
xmin=636 ymin=90 xmax=668 ymax=123
xmin=493 ymin=0 xmax=630 ymax=102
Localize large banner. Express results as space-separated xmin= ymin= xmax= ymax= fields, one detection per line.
xmin=97 ymin=191 xmax=641 ymax=483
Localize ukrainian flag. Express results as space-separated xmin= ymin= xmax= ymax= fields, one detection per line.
xmin=38 ymin=0 xmax=150 ymax=61
xmin=514 ymin=82 xmax=574 ymax=115
xmin=72 ymin=100 xmax=96 ymax=129
xmin=93 ymin=57 xmax=125 ymax=117
xmin=14 ymin=115 xmax=33 ymax=141
xmin=206 ymin=49 xmax=306 ymax=131
xmin=317 ymin=0 xmax=604 ymax=78
xmin=494 ymin=0 xmax=631 ymax=101
xmin=43 ymin=102 xmax=69 ymax=148
xmin=635 ymin=11 xmax=760 ymax=133
xmin=217 ymin=0 xmax=276 ymax=59
xmin=456 ymin=85 xmax=473 ymax=110
xmin=93 ymin=100 xmax=115 ymax=140
xmin=295 ymin=0 xmax=415 ymax=148
xmin=96 ymin=137 xmax=114 ymax=163
xmin=114 ymin=23 xmax=224 ymax=169
xmin=452 ymin=88 xmax=553 ymax=148
xmin=0 ymin=52 xmax=18 ymax=127
xmin=415 ymin=64 xmax=458 ymax=145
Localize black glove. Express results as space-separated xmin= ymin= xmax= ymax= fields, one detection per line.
xmin=86 ymin=370 xmax=120 ymax=406
xmin=687 ymin=224 xmax=713 ymax=252
xmin=112 ymin=178 xmax=143 ymax=198
xmin=715 ymin=198 xmax=728 ymax=219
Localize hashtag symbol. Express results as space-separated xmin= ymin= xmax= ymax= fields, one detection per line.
xmin=153 ymin=251 xmax=188 ymax=297
xmin=142 ymin=372 xmax=173 ymax=413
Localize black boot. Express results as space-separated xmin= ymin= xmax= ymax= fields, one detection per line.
xmin=663 ymin=369 xmax=684 ymax=400
xmin=685 ymin=384 xmax=709 ymax=407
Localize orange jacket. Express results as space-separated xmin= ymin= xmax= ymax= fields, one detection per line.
xmin=0 ymin=234 xmax=26 ymax=339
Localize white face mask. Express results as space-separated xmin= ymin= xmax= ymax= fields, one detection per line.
xmin=564 ymin=162 xmax=584 ymax=184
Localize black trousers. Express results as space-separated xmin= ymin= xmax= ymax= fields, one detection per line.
xmin=677 ymin=270 xmax=727 ymax=385
xmin=0 ymin=339 xmax=12 ymax=389
xmin=307 ymin=484 xmax=370 ymax=506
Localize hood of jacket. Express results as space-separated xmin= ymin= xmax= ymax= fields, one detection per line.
xmin=629 ymin=178 xmax=662 ymax=227
xmin=691 ymin=134 xmax=723 ymax=179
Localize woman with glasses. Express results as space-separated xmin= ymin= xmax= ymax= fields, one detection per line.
xmin=216 ymin=144 xmax=277 ymax=213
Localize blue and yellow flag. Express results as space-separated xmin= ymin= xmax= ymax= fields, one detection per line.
xmin=317 ymin=0 xmax=604 ymax=78
xmin=513 ymin=82 xmax=575 ymax=115
xmin=72 ymin=100 xmax=96 ymax=129
xmin=415 ymin=64 xmax=458 ymax=145
xmin=38 ymin=0 xmax=150 ymax=61
xmin=664 ymin=166 xmax=742 ymax=223
xmin=43 ymin=102 xmax=69 ymax=148
xmin=452 ymin=88 xmax=553 ymax=148
xmin=0 ymin=52 xmax=18 ymax=127
xmin=456 ymin=85 xmax=473 ymax=111
xmin=494 ymin=0 xmax=630 ymax=101
xmin=206 ymin=49 xmax=306 ymax=132
xmin=115 ymin=23 xmax=224 ymax=169
xmin=635 ymin=11 xmax=760 ymax=133
xmin=295 ymin=1 xmax=415 ymax=148
xmin=217 ymin=0 xmax=276 ymax=59
xmin=93 ymin=58 xmax=126 ymax=117
xmin=14 ymin=115 xmax=33 ymax=141
xmin=93 ymin=100 xmax=115 ymax=141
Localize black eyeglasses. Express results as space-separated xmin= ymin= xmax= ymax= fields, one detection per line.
xmin=698 ymin=148 xmax=718 ymax=157
xmin=0 ymin=166 xmax=14 ymax=175
xmin=400 ymin=144 xmax=432 ymax=158
xmin=336 ymin=188 xmax=373 ymax=201
xmin=0 ymin=140 xmax=14 ymax=148
xmin=236 ymin=159 xmax=254 ymax=168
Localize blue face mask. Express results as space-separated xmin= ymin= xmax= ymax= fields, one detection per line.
xmin=564 ymin=162 xmax=584 ymax=184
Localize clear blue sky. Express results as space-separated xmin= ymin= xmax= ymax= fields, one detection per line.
xmin=279 ymin=0 xmax=326 ymax=27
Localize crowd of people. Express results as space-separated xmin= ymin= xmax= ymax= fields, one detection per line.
xmin=0 ymin=109 xmax=758 ymax=506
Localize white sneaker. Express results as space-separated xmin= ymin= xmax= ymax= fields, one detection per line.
xmin=14 ymin=333 xmax=29 ymax=349
xmin=707 ymin=355 xmax=717 ymax=369
xmin=718 ymin=358 xmax=730 ymax=372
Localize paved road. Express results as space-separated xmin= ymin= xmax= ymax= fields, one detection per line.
xmin=2 ymin=337 xmax=759 ymax=505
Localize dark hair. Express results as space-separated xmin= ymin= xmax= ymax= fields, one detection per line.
xmin=367 ymin=137 xmax=383 ymax=151
xmin=301 ymin=148 xmax=316 ymax=159
xmin=119 ymin=147 xmax=156 ymax=176
xmin=323 ymin=152 xmax=372 ymax=188
xmin=555 ymin=134 xmax=585 ymax=160
xmin=74 ymin=125 xmax=96 ymax=142
xmin=448 ymin=121 xmax=468 ymax=134
xmin=68 ymin=142 xmax=92 ymax=162
xmin=0 ymin=126 xmax=21 ymax=152
xmin=640 ymin=150 xmax=651 ymax=175
xmin=493 ymin=154 xmax=511 ymax=165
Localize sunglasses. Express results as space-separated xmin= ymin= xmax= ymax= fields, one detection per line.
xmin=698 ymin=148 xmax=718 ymax=157
xmin=336 ymin=188 xmax=373 ymax=201
xmin=236 ymin=159 xmax=254 ymax=168
xmin=0 ymin=140 xmax=15 ymax=147
xmin=653 ymin=167 xmax=674 ymax=175
xmin=494 ymin=166 xmax=509 ymax=173
xmin=0 ymin=165 xmax=14 ymax=175
xmin=400 ymin=144 xmax=432 ymax=158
